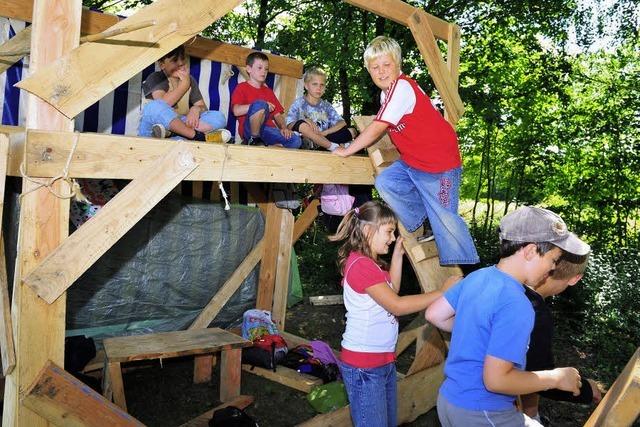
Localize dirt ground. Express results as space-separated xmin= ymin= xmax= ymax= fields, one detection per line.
xmin=122 ymin=301 xmax=597 ymax=426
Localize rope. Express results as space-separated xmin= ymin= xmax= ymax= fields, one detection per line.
xmin=19 ymin=131 xmax=81 ymax=201
xmin=218 ymin=144 xmax=231 ymax=211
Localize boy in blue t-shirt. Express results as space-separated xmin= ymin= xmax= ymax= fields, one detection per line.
xmin=426 ymin=206 xmax=590 ymax=426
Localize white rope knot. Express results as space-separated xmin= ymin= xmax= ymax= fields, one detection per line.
xmin=19 ymin=131 xmax=81 ymax=201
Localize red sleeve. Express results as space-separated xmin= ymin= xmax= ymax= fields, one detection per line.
xmin=346 ymin=258 xmax=389 ymax=294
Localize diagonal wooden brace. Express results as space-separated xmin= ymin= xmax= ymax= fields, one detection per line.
xmin=22 ymin=142 xmax=199 ymax=304
xmin=408 ymin=10 xmax=464 ymax=124
xmin=15 ymin=0 xmax=244 ymax=119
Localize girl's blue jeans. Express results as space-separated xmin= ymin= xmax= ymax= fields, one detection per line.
xmin=340 ymin=361 xmax=397 ymax=427
xmin=375 ymin=160 xmax=479 ymax=265
xmin=244 ymin=100 xmax=302 ymax=148
xmin=138 ymin=99 xmax=227 ymax=137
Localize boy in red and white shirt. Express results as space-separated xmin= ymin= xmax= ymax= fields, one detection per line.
xmin=334 ymin=36 xmax=478 ymax=266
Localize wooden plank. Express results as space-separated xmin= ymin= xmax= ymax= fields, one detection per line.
xmin=298 ymin=363 xmax=444 ymax=426
xmin=445 ymin=24 xmax=461 ymax=124
xmin=278 ymin=75 xmax=300 ymax=112
xmin=343 ymin=0 xmax=450 ymax=41
xmin=106 ymin=362 xmax=127 ymax=412
xmin=1 ymin=126 xmax=25 ymax=178
xmin=22 ymin=361 xmax=143 ymax=427
xmin=23 ymin=130 xmax=375 ymax=185
xmin=409 ymin=240 xmax=439 ymax=262
xmin=256 ymin=203 xmax=284 ymax=311
xmin=0 ymin=135 xmax=16 ymax=376
xmin=193 ymin=355 xmax=215 ymax=384
xmin=0 ymin=0 xmax=302 ymax=78
xmin=22 ymin=143 xmax=199 ymax=304
xmin=242 ymin=364 xmax=322 ymax=393
xmin=219 ymin=348 xmax=242 ymax=402
xmin=103 ymin=328 xmax=251 ymax=363
xmin=408 ymin=10 xmax=464 ymax=124
xmin=370 ymin=147 xmax=400 ymax=168
xmin=179 ymin=394 xmax=254 ymax=427
xmin=16 ymin=0 xmax=245 ymax=119
xmin=309 ymin=294 xmax=343 ymax=306
xmin=188 ymin=240 xmax=265 ymax=330
xmin=0 ymin=26 xmax=31 ymax=75
xmin=2 ymin=0 xmax=79 ymax=424
xmin=293 ymin=198 xmax=320 ymax=244
xmin=406 ymin=324 xmax=446 ymax=375
xmin=271 ymin=210 xmax=294 ymax=331
xmin=584 ymin=347 xmax=640 ymax=427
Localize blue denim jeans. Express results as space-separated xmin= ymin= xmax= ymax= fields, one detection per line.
xmin=244 ymin=100 xmax=302 ymax=148
xmin=138 ymin=99 xmax=227 ymax=137
xmin=375 ymin=160 xmax=479 ymax=265
xmin=340 ymin=361 xmax=397 ymax=427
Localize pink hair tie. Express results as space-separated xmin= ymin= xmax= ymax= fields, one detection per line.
xmin=354 ymin=207 xmax=360 ymax=217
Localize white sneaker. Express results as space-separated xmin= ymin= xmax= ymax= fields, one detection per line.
xmin=151 ymin=123 xmax=168 ymax=139
xmin=205 ymin=128 xmax=232 ymax=143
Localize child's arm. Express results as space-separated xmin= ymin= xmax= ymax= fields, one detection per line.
xmin=366 ymin=283 xmax=443 ymax=317
xmin=273 ymin=113 xmax=294 ymax=138
xmin=185 ymin=100 xmax=206 ymax=129
xmin=152 ymin=68 xmax=191 ymax=108
xmin=483 ymin=355 xmax=582 ymax=396
xmin=388 ymin=236 xmax=404 ymax=293
xmin=425 ymin=296 xmax=456 ymax=331
xmin=333 ymin=120 xmax=389 ymax=157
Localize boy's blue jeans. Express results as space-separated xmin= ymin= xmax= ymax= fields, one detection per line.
xmin=244 ymin=100 xmax=301 ymax=148
xmin=138 ymin=99 xmax=227 ymax=137
xmin=375 ymin=160 xmax=479 ymax=265
xmin=340 ymin=361 xmax=397 ymax=427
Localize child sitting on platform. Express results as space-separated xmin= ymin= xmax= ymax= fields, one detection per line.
xmin=286 ymin=66 xmax=356 ymax=151
xmin=139 ymin=45 xmax=231 ymax=143
xmin=231 ymin=52 xmax=301 ymax=148
xmin=333 ymin=36 xmax=478 ymax=267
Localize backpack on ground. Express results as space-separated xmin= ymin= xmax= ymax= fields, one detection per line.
xmin=209 ymin=405 xmax=258 ymax=427
xmin=241 ymin=309 xmax=288 ymax=371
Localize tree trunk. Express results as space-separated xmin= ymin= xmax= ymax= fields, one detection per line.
xmin=255 ymin=0 xmax=270 ymax=48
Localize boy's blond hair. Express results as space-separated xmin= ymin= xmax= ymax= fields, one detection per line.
xmin=363 ymin=36 xmax=401 ymax=70
xmin=303 ymin=67 xmax=327 ymax=83
xmin=552 ymin=253 xmax=589 ymax=280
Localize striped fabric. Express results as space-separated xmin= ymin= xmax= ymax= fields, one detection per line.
xmin=1 ymin=17 xmax=301 ymax=144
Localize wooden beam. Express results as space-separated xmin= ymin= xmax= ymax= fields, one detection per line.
xmin=406 ymin=324 xmax=446 ymax=375
xmin=16 ymin=0 xmax=246 ymax=119
xmin=408 ymin=10 xmax=464 ymax=124
xmin=22 ymin=361 xmax=144 ymax=427
xmin=0 ymin=1 xmax=302 ymax=78
xmin=0 ymin=26 xmax=31 ymax=75
xmin=271 ymin=210 xmax=294 ymax=331
xmin=2 ymin=0 xmax=79 ymax=424
xmin=0 ymin=126 xmax=25 ymax=179
xmin=256 ymin=203 xmax=284 ymax=311
xmin=242 ymin=364 xmax=322 ymax=393
xmin=298 ymin=363 xmax=444 ymax=426
xmin=0 ymin=135 xmax=15 ymax=376
xmin=278 ymin=75 xmax=300 ymax=112
xmin=22 ymin=130 xmax=375 ymax=185
xmin=293 ymin=199 xmax=319 ymax=244
xmin=343 ymin=0 xmax=450 ymax=41
xmin=22 ymin=143 xmax=199 ymax=304
xmin=219 ymin=348 xmax=242 ymax=402
xmin=188 ymin=240 xmax=265 ymax=330
xmin=445 ymin=24 xmax=461 ymax=125
xmin=584 ymin=347 xmax=640 ymax=427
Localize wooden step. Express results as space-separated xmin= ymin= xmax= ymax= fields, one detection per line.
xmin=242 ymin=364 xmax=322 ymax=393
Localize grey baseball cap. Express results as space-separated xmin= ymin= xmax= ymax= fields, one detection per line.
xmin=499 ymin=206 xmax=591 ymax=256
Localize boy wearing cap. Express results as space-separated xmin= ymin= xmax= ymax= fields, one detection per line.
xmin=426 ymin=206 xmax=590 ymax=426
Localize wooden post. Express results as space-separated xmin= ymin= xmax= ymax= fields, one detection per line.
xmin=0 ymin=134 xmax=16 ymax=376
xmin=219 ymin=348 xmax=242 ymax=402
xmin=270 ymin=210 xmax=294 ymax=331
xmin=256 ymin=203 xmax=285 ymax=311
xmin=2 ymin=0 xmax=81 ymax=425
xmin=445 ymin=24 xmax=461 ymax=125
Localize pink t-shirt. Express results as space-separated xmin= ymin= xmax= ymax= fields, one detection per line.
xmin=340 ymin=252 xmax=397 ymax=368
xmin=231 ymin=81 xmax=284 ymax=138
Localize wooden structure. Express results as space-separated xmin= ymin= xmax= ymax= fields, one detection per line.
xmin=0 ymin=0 xmax=636 ymax=426
xmin=102 ymin=328 xmax=251 ymax=411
